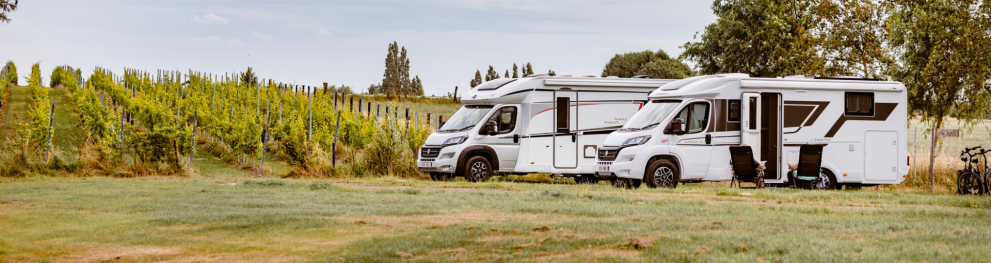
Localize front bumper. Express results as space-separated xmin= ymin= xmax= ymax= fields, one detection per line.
xmin=594 ymin=146 xmax=648 ymax=180
xmin=417 ymin=145 xmax=462 ymax=173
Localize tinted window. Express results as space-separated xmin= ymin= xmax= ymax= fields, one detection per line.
xmin=483 ymin=107 xmax=518 ymax=134
xmin=845 ymin=92 xmax=874 ymax=116
xmin=557 ymin=97 xmax=570 ymax=133
xmin=728 ymin=100 xmax=740 ymax=122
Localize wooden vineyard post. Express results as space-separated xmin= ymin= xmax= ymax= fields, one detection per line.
xmin=45 ymin=102 xmax=55 ymax=162
xmin=332 ymin=110 xmax=342 ymax=166
xmin=190 ymin=109 xmax=197 ymax=171
xmin=438 ymin=115 xmax=443 ymax=130
xmin=358 ymin=98 xmax=363 ymax=116
xmin=453 ymin=86 xmax=458 ymax=102
xmin=367 ymin=102 xmax=371 ymax=117
xmin=403 ymin=108 xmax=410 ymax=140
xmin=323 ymin=82 xmax=328 ymax=95
xmin=929 ymin=129 xmax=936 ymax=192
xmin=427 ymin=113 xmax=431 ymax=127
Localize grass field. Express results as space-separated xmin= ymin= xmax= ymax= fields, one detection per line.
xmin=1 ymin=175 xmax=989 ymax=262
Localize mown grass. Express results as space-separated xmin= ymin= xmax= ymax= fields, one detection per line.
xmin=1 ymin=176 xmax=988 ymax=262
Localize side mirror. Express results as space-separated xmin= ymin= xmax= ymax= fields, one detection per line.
xmin=667 ymin=118 xmax=686 ymax=135
xmin=485 ymin=121 xmax=499 ymax=135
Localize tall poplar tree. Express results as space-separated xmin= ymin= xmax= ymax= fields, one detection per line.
xmin=512 ymin=64 xmax=519 ymax=78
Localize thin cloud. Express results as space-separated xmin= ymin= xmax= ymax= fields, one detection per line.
xmin=228 ymin=38 xmax=244 ymax=45
xmin=181 ymin=13 xmax=229 ymax=24
xmin=252 ymin=30 xmax=273 ymax=40
xmin=189 ymin=36 xmax=223 ymax=42
xmin=314 ymin=29 xmax=330 ymax=36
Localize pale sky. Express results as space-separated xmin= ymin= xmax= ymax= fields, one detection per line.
xmin=0 ymin=0 xmax=717 ymax=96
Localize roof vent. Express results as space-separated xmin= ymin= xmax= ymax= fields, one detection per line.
xmin=524 ymin=74 xmax=549 ymax=78
xmin=631 ymin=75 xmax=655 ymax=79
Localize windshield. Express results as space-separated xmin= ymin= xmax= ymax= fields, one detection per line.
xmin=439 ymin=105 xmax=495 ymax=132
xmin=621 ymin=100 xmax=682 ymax=130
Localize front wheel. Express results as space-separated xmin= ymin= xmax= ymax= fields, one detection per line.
xmin=644 ymin=159 xmax=679 ymax=188
xmin=463 ymin=156 xmax=493 ymax=183
xmin=957 ymin=171 xmax=985 ymax=195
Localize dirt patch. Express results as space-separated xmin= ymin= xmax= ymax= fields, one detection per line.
xmin=160 ymin=252 xmax=304 ymax=263
xmin=55 ymin=245 xmax=183 ymax=263
xmin=533 ymin=248 xmax=640 ymax=262
xmin=477 ymin=234 xmax=530 ymax=242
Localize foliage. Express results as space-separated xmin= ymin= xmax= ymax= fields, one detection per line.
xmin=4 ymin=60 xmax=15 ymax=85
xmin=601 ymin=49 xmax=693 ymax=79
xmin=485 ymin=65 xmax=499 ymax=81
xmin=681 ymin=0 xmax=841 ymax=77
xmin=889 ymin=0 xmax=991 ymax=142
xmin=819 ymin=0 xmax=895 ymax=79
xmin=26 ymin=62 xmax=50 ymax=145
xmin=0 ymin=0 xmax=17 ymax=23
xmin=470 ymin=70 xmax=482 ymax=88
xmin=379 ymin=41 xmax=423 ymax=96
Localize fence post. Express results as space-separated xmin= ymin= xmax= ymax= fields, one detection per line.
xmin=929 ymin=129 xmax=936 ymax=192
xmin=427 ymin=113 xmax=431 ymax=127
xmin=45 ymin=102 xmax=55 ymax=162
xmin=332 ymin=110 xmax=342 ymax=166
xmin=438 ymin=115 xmax=443 ymax=130
xmin=453 ymin=86 xmax=458 ymax=102
xmin=190 ymin=109 xmax=197 ymax=170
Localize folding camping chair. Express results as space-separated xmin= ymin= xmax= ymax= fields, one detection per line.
xmin=790 ymin=144 xmax=824 ymax=189
xmin=729 ymin=146 xmax=765 ymax=189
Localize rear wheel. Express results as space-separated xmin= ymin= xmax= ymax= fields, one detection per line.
xmin=464 ymin=156 xmax=492 ymax=183
xmin=957 ymin=171 xmax=985 ymax=195
xmin=644 ymin=159 xmax=679 ymax=188
xmin=814 ymin=169 xmax=839 ymax=190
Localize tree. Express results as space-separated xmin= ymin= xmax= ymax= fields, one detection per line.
xmin=601 ymin=49 xmax=693 ymax=79
xmin=889 ymin=0 xmax=991 ymax=146
xmin=470 ymin=70 xmax=482 ymax=88
xmin=380 ymin=41 xmax=422 ymax=96
xmin=525 ymin=63 xmax=534 ymax=77
xmin=485 ymin=66 xmax=499 ymax=81
xmin=512 ymin=64 xmax=519 ymax=78
xmin=504 ymin=70 xmax=509 ymax=78
xmin=819 ymin=0 xmax=895 ymax=79
xmin=547 ymin=69 xmax=556 ymax=76
xmin=5 ymin=60 xmax=16 ymax=85
xmin=1 ymin=0 xmax=18 ymax=23
xmin=239 ymin=67 xmax=257 ymax=88
xmin=680 ymin=0 xmax=841 ymax=77
xmin=367 ymin=83 xmax=382 ymax=94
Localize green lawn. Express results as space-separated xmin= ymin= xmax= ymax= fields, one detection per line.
xmin=1 ymin=175 xmax=988 ymax=262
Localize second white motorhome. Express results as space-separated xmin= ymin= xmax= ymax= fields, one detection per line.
xmin=595 ymin=74 xmax=908 ymax=189
xmin=417 ymin=75 xmax=672 ymax=183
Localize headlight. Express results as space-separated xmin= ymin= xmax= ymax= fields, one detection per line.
xmin=442 ymin=136 xmax=468 ymax=146
xmin=622 ymin=135 xmax=651 ymax=147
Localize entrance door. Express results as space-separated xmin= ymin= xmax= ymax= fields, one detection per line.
xmin=760 ymin=93 xmax=782 ymax=180
xmin=864 ymin=131 xmax=898 ymax=181
xmin=553 ymin=90 xmax=578 ymax=168
xmin=741 ymin=93 xmax=762 ymax=161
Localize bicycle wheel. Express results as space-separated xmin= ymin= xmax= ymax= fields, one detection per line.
xmin=957 ymin=171 xmax=983 ymax=195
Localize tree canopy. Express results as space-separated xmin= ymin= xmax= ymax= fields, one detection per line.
xmin=601 ymin=49 xmax=693 ymax=79
xmin=377 ymin=41 xmax=423 ymax=96
xmin=1 ymin=0 xmax=18 ymax=23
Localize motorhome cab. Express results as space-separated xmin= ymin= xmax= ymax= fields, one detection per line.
xmin=595 ymin=74 xmax=908 ymax=189
xmin=417 ymin=75 xmax=672 ymax=182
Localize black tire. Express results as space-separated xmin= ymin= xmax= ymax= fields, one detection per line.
xmin=957 ymin=171 xmax=985 ymax=195
xmin=630 ymin=179 xmax=642 ymax=189
xmin=429 ymin=173 xmax=441 ymax=181
xmin=814 ymin=169 xmax=839 ymax=190
xmin=463 ymin=156 xmax=492 ymax=183
xmin=574 ymin=175 xmax=599 ymax=184
xmin=610 ymin=178 xmax=630 ymax=189
xmin=644 ymin=159 xmax=679 ymax=188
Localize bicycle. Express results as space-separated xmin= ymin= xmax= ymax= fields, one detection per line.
xmin=957 ymin=146 xmax=986 ymax=195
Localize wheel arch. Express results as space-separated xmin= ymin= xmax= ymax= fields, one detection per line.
xmin=457 ymin=145 xmax=500 ymax=171
xmin=645 ymin=154 xmax=682 ymax=176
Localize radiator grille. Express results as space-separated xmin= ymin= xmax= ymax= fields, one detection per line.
xmin=598 ymin=149 xmax=618 ymax=161
xmin=420 ymin=147 xmax=441 ymax=158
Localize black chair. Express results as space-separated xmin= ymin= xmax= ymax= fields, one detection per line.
xmin=791 ymin=144 xmax=824 ymax=189
xmin=729 ymin=146 xmax=765 ymax=189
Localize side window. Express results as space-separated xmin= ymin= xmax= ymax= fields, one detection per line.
xmin=498 ymin=107 xmax=517 ymax=133
xmin=845 ymin=92 xmax=874 ymax=116
xmin=748 ymin=97 xmax=758 ymax=130
xmin=482 ymin=107 xmax=518 ymax=135
xmin=675 ymin=102 xmax=711 ymax=134
xmin=728 ymin=100 xmax=741 ymax=122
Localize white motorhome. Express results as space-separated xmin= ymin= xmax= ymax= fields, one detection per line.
xmin=595 ymin=74 xmax=908 ymax=189
xmin=417 ymin=75 xmax=672 ymax=182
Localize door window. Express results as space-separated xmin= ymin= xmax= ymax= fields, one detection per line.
xmin=676 ymin=102 xmax=711 ymax=134
xmin=482 ymin=107 xmax=518 ymax=135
